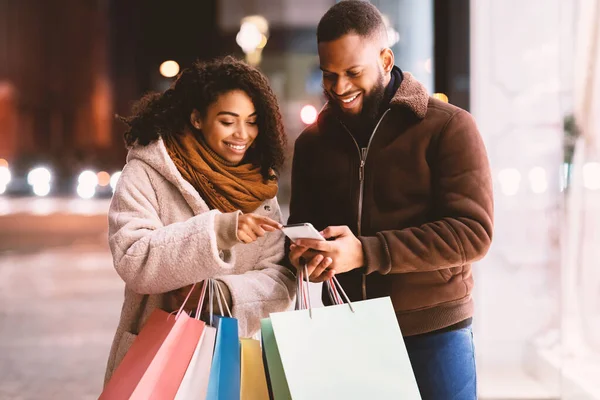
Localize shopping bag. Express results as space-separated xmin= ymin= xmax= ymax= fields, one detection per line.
xmin=260 ymin=318 xmax=291 ymax=400
xmin=175 ymin=281 xmax=218 ymax=400
xmin=100 ymin=284 xmax=205 ymax=400
xmin=206 ymin=280 xmax=241 ymax=400
xmin=268 ymin=274 xmax=421 ymax=400
xmin=240 ymin=338 xmax=269 ymax=400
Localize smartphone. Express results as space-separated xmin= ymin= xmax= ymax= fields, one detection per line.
xmin=281 ymin=223 xmax=325 ymax=242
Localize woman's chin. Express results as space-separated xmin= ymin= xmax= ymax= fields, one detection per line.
xmin=219 ymin=150 xmax=245 ymax=164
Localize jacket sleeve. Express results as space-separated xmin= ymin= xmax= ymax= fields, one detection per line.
xmin=108 ymin=159 xmax=237 ymax=294
xmin=281 ymin=130 xmax=316 ymax=274
xmin=287 ymin=130 xmax=316 ymax=226
xmin=359 ymin=110 xmax=494 ymax=275
xmin=217 ymin=199 xmax=296 ymax=337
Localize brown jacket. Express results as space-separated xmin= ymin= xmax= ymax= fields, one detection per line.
xmin=288 ymin=72 xmax=493 ymax=336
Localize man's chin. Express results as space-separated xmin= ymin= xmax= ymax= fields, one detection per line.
xmin=333 ymin=103 xmax=362 ymax=118
xmin=342 ymin=107 xmax=362 ymax=116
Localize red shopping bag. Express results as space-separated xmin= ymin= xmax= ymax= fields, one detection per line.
xmin=100 ymin=285 xmax=206 ymax=400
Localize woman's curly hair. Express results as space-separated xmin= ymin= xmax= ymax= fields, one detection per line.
xmin=119 ymin=56 xmax=286 ymax=179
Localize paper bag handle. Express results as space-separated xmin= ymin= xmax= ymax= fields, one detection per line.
xmin=327 ymin=276 xmax=355 ymax=312
xmin=213 ymin=279 xmax=232 ymax=318
xmin=296 ymin=264 xmax=312 ymax=317
xmin=296 ymin=266 xmax=355 ymax=316
xmin=174 ymin=282 xmax=198 ymax=320
xmin=208 ymin=279 xmax=233 ymax=326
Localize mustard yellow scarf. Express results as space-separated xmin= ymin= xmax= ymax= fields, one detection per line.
xmin=163 ymin=129 xmax=278 ymax=213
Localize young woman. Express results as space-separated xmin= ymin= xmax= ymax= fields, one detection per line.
xmin=104 ymin=56 xmax=295 ymax=383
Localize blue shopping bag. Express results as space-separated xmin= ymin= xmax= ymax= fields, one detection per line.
xmin=206 ymin=315 xmax=241 ymax=400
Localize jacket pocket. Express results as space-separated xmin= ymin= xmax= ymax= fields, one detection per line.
xmin=113 ymin=331 xmax=137 ymax=371
xmin=438 ymin=266 xmax=463 ymax=282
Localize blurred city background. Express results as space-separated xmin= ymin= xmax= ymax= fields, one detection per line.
xmin=0 ymin=0 xmax=599 ymax=399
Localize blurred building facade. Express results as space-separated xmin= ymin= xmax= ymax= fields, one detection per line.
xmin=472 ymin=0 xmax=600 ymax=398
xmin=0 ymin=1 xmax=114 ymax=168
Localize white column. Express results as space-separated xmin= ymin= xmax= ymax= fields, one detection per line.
xmin=470 ymin=0 xmax=569 ymax=397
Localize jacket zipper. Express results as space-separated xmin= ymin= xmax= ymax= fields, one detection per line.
xmin=339 ymin=109 xmax=391 ymax=300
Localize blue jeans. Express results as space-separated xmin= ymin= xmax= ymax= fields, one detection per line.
xmin=404 ymin=325 xmax=477 ymax=400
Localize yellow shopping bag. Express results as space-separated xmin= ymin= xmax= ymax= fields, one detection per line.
xmin=240 ymin=338 xmax=269 ymax=400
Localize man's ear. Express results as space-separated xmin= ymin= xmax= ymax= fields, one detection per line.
xmin=190 ymin=109 xmax=203 ymax=130
xmin=380 ymin=48 xmax=394 ymax=74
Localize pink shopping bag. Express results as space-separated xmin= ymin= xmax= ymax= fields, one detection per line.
xmin=174 ymin=281 xmax=219 ymax=400
xmin=100 ymin=285 xmax=206 ymax=400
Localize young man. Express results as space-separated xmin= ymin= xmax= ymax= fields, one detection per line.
xmin=287 ymin=1 xmax=493 ymax=398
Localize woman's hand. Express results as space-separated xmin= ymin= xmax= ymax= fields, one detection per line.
xmin=237 ymin=213 xmax=282 ymax=244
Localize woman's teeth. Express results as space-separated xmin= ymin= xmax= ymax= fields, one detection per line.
xmin=226 ymin=143 xmax=246 ymax=150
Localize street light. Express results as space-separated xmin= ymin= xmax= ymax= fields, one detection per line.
xmin=236 ymin=22 xmax=263 ymax=54
xmin=236 ymin=16 xmax=269 ymax=65
xmin=300 ymin=105 xmax=318 ymax=125
xmin=160 ymin=60 xmax=180 ymax=78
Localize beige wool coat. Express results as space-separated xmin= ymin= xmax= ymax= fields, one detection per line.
xmin=104 ymin=138 xmax=295 ymax=383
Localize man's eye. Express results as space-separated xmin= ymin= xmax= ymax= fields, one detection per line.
xmin=348 ymin=71 xmax=360 ymax=77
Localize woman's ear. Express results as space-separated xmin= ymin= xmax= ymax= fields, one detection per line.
xmin=190 ymin=109 xmax=203 ymax=130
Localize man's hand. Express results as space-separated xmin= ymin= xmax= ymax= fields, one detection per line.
xmin=293 ymin=225 xmax=365 ymax=282
xmin=289 ymin=244 xmax=334 ymax=282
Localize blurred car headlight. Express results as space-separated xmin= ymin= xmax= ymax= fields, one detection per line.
xmin=77 ymin=170 xmax=98 ymax=199
xmin=32 ymin=182 xmax=51 ymax=197
xmin=76 ymin=184 xmax=96 ymax=199
xmin=78 ymin=170 xmax=98 ymax=187
xmin=27 ymin=167 xmax=52 ymax=186
xmin=0 ymin=166 xmax=11 ymax=185
xmin=110 ymin=171 xmax=122 ymax=192
xmin=27 ymin=167 xmax=52 ymax=197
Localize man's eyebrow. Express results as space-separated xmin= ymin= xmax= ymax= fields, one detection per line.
xmin=320 ymin=65 xmax=362 ymax=73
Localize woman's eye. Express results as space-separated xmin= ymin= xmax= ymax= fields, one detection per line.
xmin=247 ymin=120 xmax=257 ymax=126
xmin=220 ymin=121 xmax=234 ymax=126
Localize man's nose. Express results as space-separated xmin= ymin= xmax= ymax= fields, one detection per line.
xmin=332 ymin=76 xmax=352 ymax=96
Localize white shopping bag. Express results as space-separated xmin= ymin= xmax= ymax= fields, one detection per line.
xmin=267 ymin=274 xmax=421 ymax=400
xmin=174 ymin=326 xmax=217 ymax=400
xmin=174 ymin=280 xmax=221 ymax=400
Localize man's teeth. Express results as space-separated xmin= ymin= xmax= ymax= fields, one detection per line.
xmin=226 ymin=143 xmax=246 ymax=150
xmin=341 ymin=94 xmax=358 ymax=103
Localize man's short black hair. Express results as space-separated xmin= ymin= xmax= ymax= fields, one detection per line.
xmin=317 ymin=0 xmax=386 ymax=44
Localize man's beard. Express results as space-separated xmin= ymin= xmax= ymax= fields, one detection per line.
xmin=324 ymin=74 xmax=386 ymax=130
